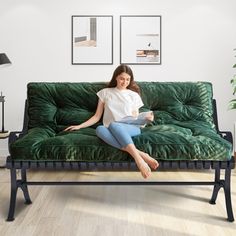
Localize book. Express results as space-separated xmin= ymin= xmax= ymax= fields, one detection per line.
xmin=118 ymin=111 xmax=154 ymax=125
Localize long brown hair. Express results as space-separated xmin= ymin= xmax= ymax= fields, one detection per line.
xmin=107 ymin=64 xmax=141 ymax=94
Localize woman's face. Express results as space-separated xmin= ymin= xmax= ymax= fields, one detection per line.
xmin=116 ymin=72 xmax=131 ymax=90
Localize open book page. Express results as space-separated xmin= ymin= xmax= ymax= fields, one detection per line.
xmin=118 ymin=111 xmax=153 ymax=125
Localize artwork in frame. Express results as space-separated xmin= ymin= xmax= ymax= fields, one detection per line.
xmin=120 ymin=15 xmax=162 ymax=65
xmin=72 ymin=15 xmax=113 ymax=65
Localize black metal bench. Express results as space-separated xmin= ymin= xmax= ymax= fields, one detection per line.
xmin=5 ymin=99 xmax=235 ymax=222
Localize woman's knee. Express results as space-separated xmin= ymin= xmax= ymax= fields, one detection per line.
xmin=109 ymin=122 xmax=119 ymax=129
xmin=109 ymin=122 xmax=140 ymax=137
xmin=96 ymin=125 xmax=122 ymax=149
xmin=96 ymin=125 xmax=106 ymax=137
xmin=108 ymin=122 xmax=122 ymax=132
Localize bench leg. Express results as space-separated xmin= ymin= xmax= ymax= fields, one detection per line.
xmin=224 ymin=167 xmax=234 ymax=222
xmin=6 ymin=168 xmax=18 ymax=221
xmin=209 ymin=168 xmax=221 ymax=204
xmin=20 ymin=169 xmax=32 ymax=205
xmin=6 ymin=168 xmax=32 ymax=221
xmin=209 ymin=167 xmax=234 ymax=222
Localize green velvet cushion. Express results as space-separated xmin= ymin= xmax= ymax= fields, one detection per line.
xmin=10 ymin=82 xmax=232 ymax=161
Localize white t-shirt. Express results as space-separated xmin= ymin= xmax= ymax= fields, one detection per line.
xmin=97 ymin=87 xmax=144 ymax=127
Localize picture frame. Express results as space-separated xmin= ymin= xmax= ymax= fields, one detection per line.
xmin=72 ymin=15 xmax=113 ymax=65
xmin=120 ymin=15 xmax=162 ymax=65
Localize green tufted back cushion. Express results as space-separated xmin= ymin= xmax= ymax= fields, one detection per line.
xmin=27 ymin=82 xmax=214 ymax=132
xmin=139 ymin=82 xmax=214 ymax=126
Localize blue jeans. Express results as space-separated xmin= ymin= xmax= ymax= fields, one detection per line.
xmin=96 ymin=122 xmax=141 ymax=149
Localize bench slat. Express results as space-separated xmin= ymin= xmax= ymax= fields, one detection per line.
xmin=5 ymin=157 xmax=235 ymax=171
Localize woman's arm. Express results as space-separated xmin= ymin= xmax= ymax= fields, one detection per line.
xmin=64 ymin=99 xmax=104 ymax=131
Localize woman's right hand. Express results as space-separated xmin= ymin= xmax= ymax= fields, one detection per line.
xmin=145 ymin=111 xmax=154 ymax=122
xmin=64 ymin=125 xmax=81 ymax=131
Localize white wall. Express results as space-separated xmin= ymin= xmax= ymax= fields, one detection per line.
xmin=0 ymin=0 xmax=236 ymax=156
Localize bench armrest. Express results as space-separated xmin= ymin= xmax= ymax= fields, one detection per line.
xmin=8 ymin=131 xmax=26 ymax=147
xmin=218 ymin=131 xmax=233 ymax=144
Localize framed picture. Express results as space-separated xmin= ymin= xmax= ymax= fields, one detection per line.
xmin=72 ymin=15 xmax=113 ymax=65
xmin=120 ymin=15 xmax=161 ymax=65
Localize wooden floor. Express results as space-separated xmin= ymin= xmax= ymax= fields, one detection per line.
xmin=0 ymin=168 xmax=235 ymax=236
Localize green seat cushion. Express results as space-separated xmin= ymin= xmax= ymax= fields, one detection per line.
xmin=9 ymin=82 xmax=232 ymax=161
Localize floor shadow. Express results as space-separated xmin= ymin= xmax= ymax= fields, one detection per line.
xmin=55 ymin=185 xmax=236 ymax=228
xmin=73 ymin=209 xmax=198 ymax=236
xmin=152 ymin=187 xmax=210 ymax=203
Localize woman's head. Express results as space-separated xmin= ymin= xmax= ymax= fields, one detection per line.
xmin=107 ymin=64 xmax=140 ymax=94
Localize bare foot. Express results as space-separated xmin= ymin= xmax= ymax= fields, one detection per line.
xmin=138 ymin=151 xmax=159 ymax=170
xmin=120 ymin=145 xmax=152 ymax=179
xmin=136 ymin=159 xmax=151 ymax=179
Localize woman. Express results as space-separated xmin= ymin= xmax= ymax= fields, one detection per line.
xmin=64 ymin=64 xmax=159 ymax=178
